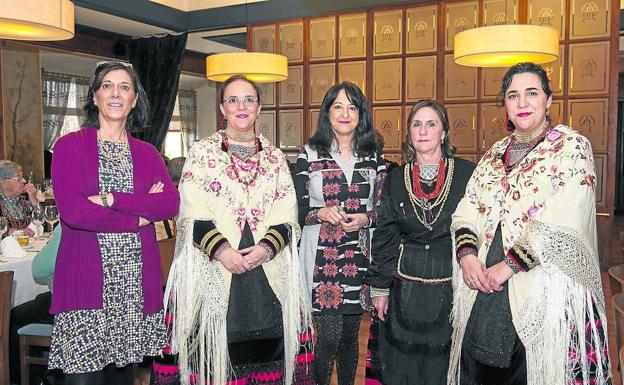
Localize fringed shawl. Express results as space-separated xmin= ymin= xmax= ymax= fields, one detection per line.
xmin=165 ymin=132 xmax=312 ymax=385
xmin=448 ymin=125 xmax=611 ymax=384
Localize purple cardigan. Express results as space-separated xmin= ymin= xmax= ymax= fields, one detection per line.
xmin=50 ymin=127 xmax=180 ymax=315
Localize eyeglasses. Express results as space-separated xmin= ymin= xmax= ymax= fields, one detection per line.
xmin=3 ymin=174 xmax=24 ymax=181
xmin=223 ymin=96 xmax=258 ymax=107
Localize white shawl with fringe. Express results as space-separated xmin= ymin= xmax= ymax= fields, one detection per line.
xmin=165 ymin=132 xmax=311 ymax=385
xmin=448 ymin=125 xmax=611 ymax=385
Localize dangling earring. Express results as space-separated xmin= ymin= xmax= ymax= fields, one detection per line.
xmin=440 ymin=134 xmax=445 ymax=144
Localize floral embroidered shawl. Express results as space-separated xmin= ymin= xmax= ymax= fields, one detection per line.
xmin=448 ymin=125 xmax=611 ymax=384
xmin=165 ymin=131 xmax=311 ymax=385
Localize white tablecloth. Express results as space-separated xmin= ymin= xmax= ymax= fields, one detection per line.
xmin=0 ymin=237 xmax=49 ymax=307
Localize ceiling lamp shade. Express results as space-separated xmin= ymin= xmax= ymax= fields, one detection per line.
xmin=454 ymin=25 xmax=559 ymax=67
xmin=206 ymin=52 xmax=288 ymax=83
xmin=0 ymin=0 xmax=74 ymax=41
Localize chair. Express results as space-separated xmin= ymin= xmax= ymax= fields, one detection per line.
xmin=609 ymin=264 xmax=624 ymax=295
xmin=0 ymin=271 xmax=14 ymax=385
xmin=18 ymin=323 xmax=52 ymax=385
xmin=158 ymin=237 xmax=176 ymax=286
xmin=613 ymin=293 xmax=624 ymax=355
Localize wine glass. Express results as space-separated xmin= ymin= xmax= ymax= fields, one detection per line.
xmin=44 ymin=206 xmax=59 ymax=230
xmin=31 ymin=208 xmax=44 ymax=237
xmin=26 ymin=170 xmax=34 ymax=184
xmin=0 ymin=217 xmax=7 ymax=239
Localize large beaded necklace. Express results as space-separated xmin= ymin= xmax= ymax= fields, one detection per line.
xmin=404 ymin=157 xmax=454 ymax=231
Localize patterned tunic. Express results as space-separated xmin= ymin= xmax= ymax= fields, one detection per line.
xmin=49 ymin=138 xmax=166 ymax=373
xmin=294 ymin=145 xmax=385 ymax=315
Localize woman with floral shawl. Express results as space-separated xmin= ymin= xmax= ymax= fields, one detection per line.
xmin=152 ymin=75 xmax=312 ymax=385
xmin=448 ymin=62 xmax=611 ymax=385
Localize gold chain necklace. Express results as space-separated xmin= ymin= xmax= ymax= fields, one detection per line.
xmin=513 ymin=119 xmax=548 ymax=142
xmin=403 ymin=158 xmax=454 ymax=230
xmin=225 ymin=127 xmax=256 ymax=142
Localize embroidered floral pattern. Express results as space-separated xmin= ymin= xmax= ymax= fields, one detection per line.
xmin=315 ymin=282 xmax=344 ymax=309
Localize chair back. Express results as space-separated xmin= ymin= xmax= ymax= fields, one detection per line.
xmin=613 ymin=293 xmax=624 ymax=355
xmin=158 ymin=238 xmax=176 ymax=286
xmin=0 ymin=271 xmax=14 ymax=385
xmin=609 ymin=265 xmax=624 ymax=295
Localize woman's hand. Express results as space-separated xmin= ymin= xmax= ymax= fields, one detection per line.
xmin=149 ymin=181 xmax=164 ymax=194
xmin=486 ymin=261 xmax=514 ymax=292
xmin=460 ymin=254 xmax=494 ymax=293
xmin=372 ymin=295 xmax=389 ymax=321
xmin=87 ymin=193 xmax=114 ymax=206
xmin=239 ymin=245 xmax=270 ymax=270
xmin=219 ymin=247 xmax=252 ymax=274
xmin=24 ymin=183 xmax=38 ymax=204
xmin=138 ymin=217 xmax=150 ymax=227
xmin=22 ymin=227 xmax=35 ymax=237
xmin=340 ymin=213 xmax=369 ymax=232
xmin=317 ymin=206 xmax=347 ymax=225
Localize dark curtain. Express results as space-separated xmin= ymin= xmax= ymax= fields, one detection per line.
xmin=128 ymin=32 xmax=188 ymax=151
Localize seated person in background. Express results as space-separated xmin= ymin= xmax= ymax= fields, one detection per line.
xmin=155 ymin=156 xmax=184 ymax=241
xmin=9 ymin=225 xmax=61 ymax=383
xmin=0 ymin=160 xmax=39 ymax=236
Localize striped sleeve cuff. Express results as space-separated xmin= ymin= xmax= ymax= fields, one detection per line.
xmin=505 ymin=244 xmax=539 ymax=272
xmin=193 ymin=220 xmax=229 ymax=261
xmin=259 ymin=224 xmax=291 ymax=259
xmin=455 ymin=227 xmax=478 ymax=264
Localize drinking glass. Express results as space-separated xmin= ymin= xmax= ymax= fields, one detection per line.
xmin=31 ymin=208 xmax=44 ymax=237
xmin=44 ymin=206 xmax=59 ymax=230
xmin=26 ymin=170 xmax=34 ymax=184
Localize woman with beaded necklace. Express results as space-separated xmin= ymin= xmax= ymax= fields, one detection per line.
xmin=362 ymin=99 xmax=475 ymax=385
xmin=157 ymin=75 xmax=312 ymax=385
xmin=448 ymin=62 xmax=612 ymax=385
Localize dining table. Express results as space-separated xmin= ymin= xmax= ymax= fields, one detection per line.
xmin=0 ymin=236 xmax=50 ymax=307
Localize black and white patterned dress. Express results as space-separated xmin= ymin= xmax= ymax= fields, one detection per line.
xmin=49 ymin=138 xmax=166 ymax=374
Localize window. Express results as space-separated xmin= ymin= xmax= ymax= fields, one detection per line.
xmin=163 ymin=90 xmax=197 ymax=159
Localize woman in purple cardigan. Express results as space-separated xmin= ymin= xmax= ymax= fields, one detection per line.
xmin=49 ymin=61 xmax=180 ymax=385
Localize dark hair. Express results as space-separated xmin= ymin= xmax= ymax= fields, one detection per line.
xmin=498 ymin=62 xmax=552 ymax=131
xmin=83 ymin=62 xmax=150 ymax=132
xmin=219 ymin=75 xmax=262 ymax=105
xmin=403 ymin=99 xmax=456 ymax=161
xmin=167 ymin=157 xmax=186 ymax=183
xmin=309 ymin=81 xmax=377 ymax=157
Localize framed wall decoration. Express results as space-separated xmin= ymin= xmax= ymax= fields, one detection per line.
xmin=279 ymin=66 xmax=303 ymax=106
xmin=310 ymin=16 xmax=336 ymax=61
xmin=257 ymin=111 xmax=276 ymax=144
xmin=569 ymin=0 xmax=610 ymax=39
xmin=309 ymin=109 xmax=320 ymax=138
xmin=593 ymin=154 xmax=605 ymax=204
xmin=444 ymin=54 xmax=477 ymax=100
xmin=258 ymin=82 xmax=275 ymax=108
xmin=445 ymin=1 xmax=478 ymax=50
xmin=542 ymin=45 xmax=564 ymax=95
xmin=252 ymin=25 xmax=276 ymax=53
xmin=339 ymin=61 xmax=367 ymax=95
xmin=528 ymin=0 xmax=566 ymax=39
xmin=373 ymin=9 xmax=403 ymax=56
xmin=373 ymin=58 xmax=402 ymax=103
xmin=339 ymin=13 xmax=367 ymax=59
xmin=479 ymin=103 xmax=508 ymax=151
xmin=373 ymin=106 xmax=403 ymax=151
xmin=567 ymin=98 xmax=608 ymax=151
xmin=446 ymin=104 xmax=478 ymax=152
xmin=548 ymin=99 xmax=564 ymax=126
xmin=406 ymin=5 xmax=437 ymax=53
xmin=481 ymin=67 xmax=507 ymax=99
xmin=568 ymin=41 xmax=609 ymax=95
xmin=279 ymin=110 xmax=304 ymax=149
xmin=483 ymin=0 xmax=517 ymax=25
xmin=405 ymin=56 xmax=436 ymax=101
xmin=309 ymin=63 xmax=336 ymax=105
xmin=279 ymin=21 xmax=304 ymax=62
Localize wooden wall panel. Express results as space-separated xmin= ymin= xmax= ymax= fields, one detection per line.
xmin=247 ymin=0 xmax=618 ymax=264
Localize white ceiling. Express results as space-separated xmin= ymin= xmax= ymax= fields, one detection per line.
xmin=75 ymin=6 xmax=244 ymax=54
xmin=149 ymin=0 xmax=266 ymax=12
xmin=40 ymin=51 xmax=209 ymax=90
